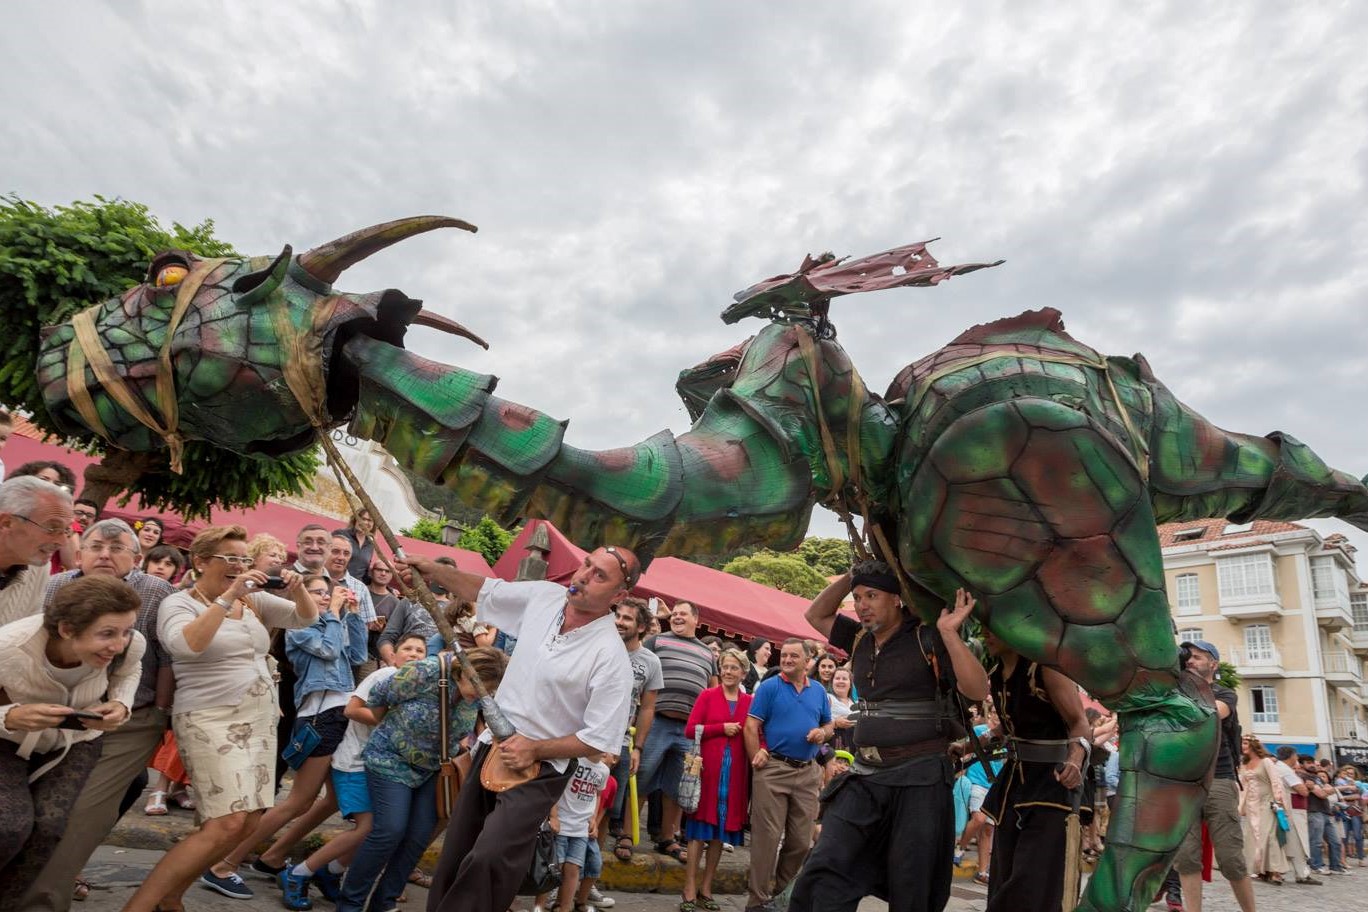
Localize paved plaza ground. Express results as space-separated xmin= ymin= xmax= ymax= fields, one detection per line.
xmin=74 ymin=845 xmax=1367 ymax=912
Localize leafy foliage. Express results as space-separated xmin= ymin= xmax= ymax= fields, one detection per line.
xmin=1216 ymin=660 xmax=1241 ymax=691
xmin=457 ymin=515 xmax=517 ymax=565
xmin=400 ymin=516 xmax=446 ymax=543
xmin=0 ymin=196 xmax=317 ymax=518
xmin=721 ymin=550 xmax=830 ymax=599
xmin=797 ymin=537 xmax=854 ymax=576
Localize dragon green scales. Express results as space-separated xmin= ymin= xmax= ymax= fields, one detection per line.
xmin=35 ymin=217 xmax=1368 ymax=911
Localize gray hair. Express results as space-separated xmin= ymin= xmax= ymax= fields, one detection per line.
xmin=0 ymin=475 xmax=74 ymax=516
xmin=82 ymin=518 xmax=140 ymax=554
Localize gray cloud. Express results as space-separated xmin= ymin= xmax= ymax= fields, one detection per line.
xmin=4 ymin=0 xmax=1366 ymax=552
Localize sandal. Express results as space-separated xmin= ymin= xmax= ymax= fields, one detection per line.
xmin=407 ymin=870 xmax=433 ymax=888
xmin=72 ymin=878 xmax=90 ymax=902
xmin=613 ymin=835 xmax=634 ymax=862
xmin=679 ymin=901 xmax=696 ymax=912
xmin=696 ymin=895 xmax=721 ymax=911
xmin=655 ymin=839 xmax=688 ymax=863
xmin=171 ymin=789 xmax=197 ymax=810
xmin=973 ymin=871 xmax=990 ymax=886
xmin=144 ymin=791 xmax=169 ymax=816
xmin=1268 ymin=874 xmax=1284 ymax=885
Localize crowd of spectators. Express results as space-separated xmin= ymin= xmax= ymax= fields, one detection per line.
xmin=1 ymin=430 xmax=1366 ymax=912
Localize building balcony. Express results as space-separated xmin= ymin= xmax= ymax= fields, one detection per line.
xmin=1352 ymin=625 xmax=1368 ymax=656
xmin=1250 ymin=717 xmax=1282 ymax=736
xmin=1316 ymin=597 xmax=1355 ymax=631
xmin=1230 ymin=647 xmax=1284 ymax=677
xmin=1219 ymin=594 xmax=1284 ymax=622
xmin=1332 ymin=718 xmax=1363 ymax=741
xmin=1323 ymin=650 xmax=1362 ymax=687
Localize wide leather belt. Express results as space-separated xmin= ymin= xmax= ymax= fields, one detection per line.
xmin=769 ymin=751 xmax=813 ymax=768
xmin=1008 ymin=737 xmax=1071 ymax=764
xmin=853 ymin=698 xmax=945 ymax=720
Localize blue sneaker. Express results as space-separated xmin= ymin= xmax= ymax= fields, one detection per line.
xmin=312 ymin=866 xmax=343 ymax=902
xmin=200 ymin=869 xmax=254 ymax=899
xmin=278 ymin=868 xmax=313 ymax=910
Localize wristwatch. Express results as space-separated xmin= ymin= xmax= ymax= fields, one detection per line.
xmin=213 ymin=596 xmax=232 ymax=613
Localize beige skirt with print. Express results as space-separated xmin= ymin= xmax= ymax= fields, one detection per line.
xmin=173 ymin=676 xmax=278 ymax=821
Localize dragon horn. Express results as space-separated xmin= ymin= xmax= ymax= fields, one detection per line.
xmin=413 ymin=308 xmax=490 ymax=350
xmin=296 ymin=215 xmax=478 ymax=285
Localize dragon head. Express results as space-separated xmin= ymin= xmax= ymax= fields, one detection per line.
xmin=36 ymin=216 xmax=484 ymax=464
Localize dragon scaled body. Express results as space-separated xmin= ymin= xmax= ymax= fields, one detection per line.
xmin=36 ymin=218 xmax=1368 ymax=912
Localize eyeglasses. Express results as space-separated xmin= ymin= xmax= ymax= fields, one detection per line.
xmin=73 ymin=510 xmax=98 ymax=521
xmin=207 ymin=554 xmax=253 ymax=567
xmin=305 ymin=588 xmax=331 ymax=597
xmin=84 ymin=542 xmax=132 ymax=556
xmin=15 ymin=515 xmax=71 ymax=537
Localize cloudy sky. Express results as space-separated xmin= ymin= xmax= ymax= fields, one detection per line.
xmin=5 ymin=1 xmax=1367 ymax=553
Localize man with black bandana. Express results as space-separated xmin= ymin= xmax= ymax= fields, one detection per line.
xmin=978 ymin=629 xmax=1090 ymax=911
xmin=792 ymin=560 xmax=989 ymax=912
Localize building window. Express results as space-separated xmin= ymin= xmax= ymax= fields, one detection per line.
xmin=1223 ymin=522 xmax=1253 ymax=535
xmin=1174 ymin=573 xmax=1201 ymax=615
xmin=1250 ymin=685 xmax=1279 ymax=725
xmin=1217 ymin=553 xmax=1275 ymax=599
xmin=1177 ymin=628 xmax=1204 ymax=645
xmin=1311 ymin=556 xmax=1340 ymax=601
xmin=1173 ymin=528 xmax=1205 ymax=542
xmin=1244 ymin=625 xmax=1275 ymax=663
xmin=1353 ymin=592 xmax=1368 ymax=631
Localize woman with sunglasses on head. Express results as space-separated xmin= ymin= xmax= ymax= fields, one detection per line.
xmin=124 ymin=525 xmax=317 ymax=912
xmin=214 ymin=573 xmax=368 ymax=893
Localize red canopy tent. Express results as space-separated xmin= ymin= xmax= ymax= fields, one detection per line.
xmin=493 ymin=520 xmax=823 ymax=645
xmin=2 ymin=425 xmax=493 ymax=576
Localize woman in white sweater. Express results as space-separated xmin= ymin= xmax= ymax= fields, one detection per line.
xmin=126 ymin=524 xmax=316 ymax=912
xmin=0 ymin=574 xmax=144 ymax=894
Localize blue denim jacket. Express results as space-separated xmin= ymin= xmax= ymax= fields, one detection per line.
xmin=287 ymin=610 xmax=370 ymax=707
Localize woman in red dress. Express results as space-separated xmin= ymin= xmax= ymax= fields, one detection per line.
xmin=680 ymin=648 xmax=753 ymax=912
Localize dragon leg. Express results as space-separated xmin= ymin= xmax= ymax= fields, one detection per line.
xmin=341 ymin=334 xmax=817 ymax=561
xmin=899 ymin=398 xmax=1216 ymax=912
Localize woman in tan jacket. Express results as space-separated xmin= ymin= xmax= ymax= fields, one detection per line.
xmin=0 ymin=575 xmax=144 ymax=894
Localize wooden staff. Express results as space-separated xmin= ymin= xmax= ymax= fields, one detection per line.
xmin=316 ymin=431 xmax=517 ymax=740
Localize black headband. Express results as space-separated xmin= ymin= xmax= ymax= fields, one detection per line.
xmin=851 ymin=568 xmax=900 ymax=595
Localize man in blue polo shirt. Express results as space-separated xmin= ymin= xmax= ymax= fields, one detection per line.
xmin=744 ymin=637 xmax=833 ymax=912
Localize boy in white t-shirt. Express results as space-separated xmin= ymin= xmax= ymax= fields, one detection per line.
xmin=537 ymin=752 xmax=619 ymax=912
xmin=278 ymin=634 xmax=429 ymax=910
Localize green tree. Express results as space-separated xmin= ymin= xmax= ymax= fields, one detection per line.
xmin=798 ymin=536 xmax=854 ymax=577
xmin=457 ymin=515 xmax=516 ymax=565
xmin=400 ymin=515 xmax=446 ymax=543
xmin=0 ymin=196 xmax=318 ymax=517
xmin=1217 ymin=661 xmax=1241 ymax=691
xmin=722 ymin=550 xmax=830 ymax=599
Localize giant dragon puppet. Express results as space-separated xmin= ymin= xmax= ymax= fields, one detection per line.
xmin=34 ymin=217 xmax=1368 ymax=912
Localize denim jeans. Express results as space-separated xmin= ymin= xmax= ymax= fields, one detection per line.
xmin=337 ymin=771 xmax=437 ymax=912
xmin=1344 ymin=813 xmax=1364 ymax=859
xmin=636 ymin=716 xmax=693 ymax=800
xmin=1308 ymin=810 xmax=1345 ymax=872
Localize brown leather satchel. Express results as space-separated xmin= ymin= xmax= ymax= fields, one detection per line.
xmin=479 ymin=741 xmax=539 ymax=792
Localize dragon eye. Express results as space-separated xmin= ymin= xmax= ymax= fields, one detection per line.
xmin=155 ymin=264 xmax=188 ymax=287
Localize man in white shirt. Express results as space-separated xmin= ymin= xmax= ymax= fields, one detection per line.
xmin=408 ymin=545 xmax=638 ymax=912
